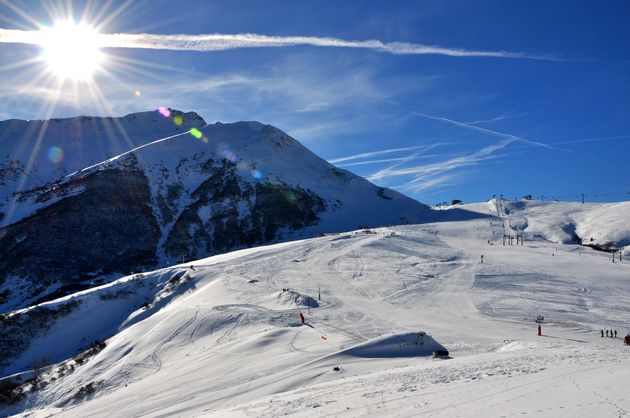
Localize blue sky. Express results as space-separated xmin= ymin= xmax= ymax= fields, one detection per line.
xmin=1 ymin=0 xmax=629 ymax=204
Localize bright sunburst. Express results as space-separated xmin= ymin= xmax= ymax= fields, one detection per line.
xmin=39 ymin=21 xmax=104 ymax=80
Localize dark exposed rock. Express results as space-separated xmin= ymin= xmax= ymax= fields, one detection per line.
xmin=0 ymin=162 xmax=160 ymax=298
xmin=0 ymin=159 xmax=24 ymax=187
xmin=0 ymin=154 xmax=327 ymax=311
xmin=163 ymin=159 xmax=326 ymax=260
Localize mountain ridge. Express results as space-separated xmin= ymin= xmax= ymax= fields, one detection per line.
xmin=0 ymin=109 xmax=432 ymax=313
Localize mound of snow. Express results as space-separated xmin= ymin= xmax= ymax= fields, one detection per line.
xmin=574 ymin=202 xmax=630 ymax=251
xmin=335 ymin=332 xmax=445 ymax=358
xmin=280 ymin=290 xmax=319 ymax=308
xmin=263 ymin=290 xmax=319 ymax=310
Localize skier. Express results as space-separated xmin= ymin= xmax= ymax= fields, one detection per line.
xmin=625 ymin=335 xmax=630 ymax=346
xmin=601 ymin=330 xmax=604 ymax=338
xmin=614 ymin=330 xmax=618 ymax=338
xmin=299 ymin=312 xmax=305 ymax=324
xmin=606 ymin=330 xmax=609 ymax=337
xmin=480 ymin=255 xmax=484 ymax=264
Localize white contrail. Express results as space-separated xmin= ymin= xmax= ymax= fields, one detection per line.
xmin=410 ymin=112 xmax=559 ymax=150
xmin=0 ymin=28 xmax=558 ymax=60
xmin=329 ymin=144 xmax=434 ymax=164
xmin=367 ymin=142 xmax=504 ymax=181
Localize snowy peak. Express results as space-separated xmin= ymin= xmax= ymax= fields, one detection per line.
xmin=0 ymin=108 xmax=206 ymax=131
xmin=0 ymin=109 xmax=206 ymax=225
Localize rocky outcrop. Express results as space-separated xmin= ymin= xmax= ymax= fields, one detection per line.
xmin=0 ymin=159 xmax=161 ymax=302
xmin=0 ymin=154 xmax=328 ymax=311
xmin=163 ymin=159 xmax=326 ymax=260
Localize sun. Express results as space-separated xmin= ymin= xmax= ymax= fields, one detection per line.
xmin=39 ymin=21 xmax=104 ymax=80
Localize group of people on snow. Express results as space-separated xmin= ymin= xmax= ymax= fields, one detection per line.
xmin=601 ymin=329 xmax=618 ymax=338
xmin=600 ymin=329 xmax=630 ymax=346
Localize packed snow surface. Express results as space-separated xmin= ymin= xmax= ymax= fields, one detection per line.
xmin=2 ymin=201 xmax=630 ymax=417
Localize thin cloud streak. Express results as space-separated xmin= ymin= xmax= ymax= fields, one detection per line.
xmin=360 ymin=112 xmax=563 ymax=193
xmin=329 ymin=145 xmax=435 ymax=164
xmin=466 ymin=112 xmax=527 ymax=125
xmin=368 ymin=148 xmax=500 ymax=181
xmin=367 ymin=130 xmax=518 ymax=193
xmin=399 ymin=173 xmax=460 ymax=194
xmin=410 ymin=111 xmax=559 ymax=151
xmin=0 ymin=29 xmax=558 ymax=60
xmin=552 ymin=134 xmax=630 ymax=146
xmin=336 ymin=151 xmax=465 ymax=167
xmin=337 ymin=156 xmax=419 ymax=167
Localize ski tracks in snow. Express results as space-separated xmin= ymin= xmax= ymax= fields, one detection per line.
xmin=119 ymin=309 xmax=200 ymax=383
xmin=148 ymin=309 xmax=199 ymax=371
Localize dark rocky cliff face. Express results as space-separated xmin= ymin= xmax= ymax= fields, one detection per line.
xmin=163 ymin=158 xmax=325 ymax=260
xmin=0 ymin=160 xmax=161 ymax=303
xmin=0 ymin=154 xmax=326 ymax=312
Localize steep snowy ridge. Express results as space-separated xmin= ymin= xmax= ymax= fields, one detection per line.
xmin=0 ymin=110 xmax=205 ymax=227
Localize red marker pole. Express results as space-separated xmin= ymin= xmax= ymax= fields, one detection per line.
xmin=537 ymin=324 xmax=542 ymax=336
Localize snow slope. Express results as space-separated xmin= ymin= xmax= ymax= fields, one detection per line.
xmin=459 ymin=198 xmax=630 ymax=251
xmin=2 ymin=201 xmax=630 ymax=417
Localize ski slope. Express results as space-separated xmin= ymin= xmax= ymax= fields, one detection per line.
xmin=2 ymin=201 xmax=630 ymax=417
xmin=463 ymin=199 xmax=630 ymax=251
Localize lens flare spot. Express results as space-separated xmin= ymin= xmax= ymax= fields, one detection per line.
xmin=47 ymin=146 xmax=64 ymax=163
xmin=190 ymin=128 xmax=203 ymax=139
xmin=251 ymin=170 xmax=263 ymax=180
xmin=173 ymin=115 xmax=183 ymax=126
xmin=158 ymin=107 xmax=171 ymax=117
xmin=202 ymin=136 xmax=209 ymax=143
xmin=217 ymin=144 xmax=239 ymax=163
xmin=134 ymin=90 xmax=141 ymax=96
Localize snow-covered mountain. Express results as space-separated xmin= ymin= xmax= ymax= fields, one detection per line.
xmin=3 ymin=109 xmax=629 ymax=417
xmin=1 ymin=200 xmax=629 ymax=417
xmin=0 ymin=110 xmax=430 ymax=312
